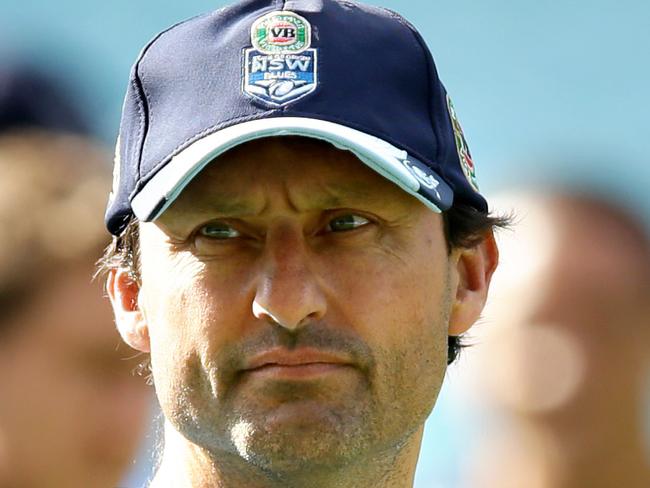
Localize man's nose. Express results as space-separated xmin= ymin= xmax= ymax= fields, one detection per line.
xmin=252 ymin=227 xmax=327 ymax=331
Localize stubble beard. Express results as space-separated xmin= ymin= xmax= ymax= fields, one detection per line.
xmin=161 ymin=271 xmax=453 ymax=484
xmin=162 ymin=344 xmax=382 ymax=481
xmin=225 ymin=377 xmax=377 ymax=477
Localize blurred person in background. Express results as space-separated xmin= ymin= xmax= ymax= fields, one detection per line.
xmin=459 ymin=191 xmax=650 ymax=488
xmin=0 ymin=64 xmax=90 ymax=135
xmin=0 ymin=131 xmax=152 ymax=488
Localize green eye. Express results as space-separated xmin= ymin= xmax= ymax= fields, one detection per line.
xmin=327 ymin=214 xmax=370 ymax=232
xmin=199 ymin=222 xmax=241 ymax=239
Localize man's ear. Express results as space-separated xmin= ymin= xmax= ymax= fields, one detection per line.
xmin=106 ymin=268 xmax=150 ymax=353
xmin=448 ymin=232 xmax=499 ymax=336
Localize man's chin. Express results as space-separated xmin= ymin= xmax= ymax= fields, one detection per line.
xmin=228 ymin=401 xmax=369 ymax=471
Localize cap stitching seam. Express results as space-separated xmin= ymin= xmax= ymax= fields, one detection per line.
xmin=133 ymin=10 xmax=216 ymax=188
xmin=135 ymin=71 xmax=151 ymax=185
xmin=130 ymin=75 xmax=147 ymax=186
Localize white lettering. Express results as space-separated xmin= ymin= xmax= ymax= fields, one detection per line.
xmin=268 ymin=58 xmax=286 ymax=71
xmin=251 ymin=56 xmax=267 ymax=73
xmin=249 ymin=52 xmax=314 ymax=75
xmin=286 ymin=57 xmax=311 ymax=71
xmin=264 ymin=71 xmax=298 ymax=80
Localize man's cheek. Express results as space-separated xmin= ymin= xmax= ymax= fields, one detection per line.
xmin=382 ymin=311 xmax=448 ymax=390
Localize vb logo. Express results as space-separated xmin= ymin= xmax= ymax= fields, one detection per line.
xmin=251 ymin=11 xmax=311 ymax=54
xmin=269 ymin=22 xmax=297 ymax=44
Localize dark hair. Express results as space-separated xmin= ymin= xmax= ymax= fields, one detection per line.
xmin=97 ymin=203 xmax=509 ymax=365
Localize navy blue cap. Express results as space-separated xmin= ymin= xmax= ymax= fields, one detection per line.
xmin=106 ymin=0 xmax=486 ymax=236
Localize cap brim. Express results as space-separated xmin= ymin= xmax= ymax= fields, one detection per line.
xmin=131 ymin=117 xmax=453 ymax=221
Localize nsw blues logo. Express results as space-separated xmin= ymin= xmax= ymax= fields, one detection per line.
xmin=243 ymin=11 xmax=318 ymax=107
xmin=244 ymin=49 xmax=317 ymax=106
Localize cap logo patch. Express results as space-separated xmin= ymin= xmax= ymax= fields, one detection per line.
xmin=403 ymin=158 xmax=442 ymax=200
xmin=252 ymin=12 xmax=311 ymax=54
xmin=244 ymin=11 xmax=317 ymax=107
xmin=446 ymin=95 xmax=479 ymax=191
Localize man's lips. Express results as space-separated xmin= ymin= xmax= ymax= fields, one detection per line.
xmin=242 ymin=348 xmax=355 ymax=379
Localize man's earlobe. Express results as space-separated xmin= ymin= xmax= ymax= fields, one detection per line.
xmin=448 ymin=232 xmax=499 ymax=336
xmin=107 ymin=269 xmax=150 ymax=353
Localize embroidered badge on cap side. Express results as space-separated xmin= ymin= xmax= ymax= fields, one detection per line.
xmin=446 ymin=95 xmax=479 ymax=191
xmin=243 ymin=11 xmax=318 ymax=107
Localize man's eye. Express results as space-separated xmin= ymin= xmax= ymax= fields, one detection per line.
xmin=326 ymin=214 xmax=370 ymax=232
xmin=199 ymin=222 xmax=241 ymax=239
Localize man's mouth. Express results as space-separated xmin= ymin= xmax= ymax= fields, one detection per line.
xmin=243 ymin=347 xmax=355 ymax=379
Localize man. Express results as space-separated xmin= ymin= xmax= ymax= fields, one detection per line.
xmin=100 ymin=1 xmax=503 ymax=486
xmin=458 ymin=191 xmax=650 ymax=488
xmin=0 ymin=131 xmax=152 ymax=488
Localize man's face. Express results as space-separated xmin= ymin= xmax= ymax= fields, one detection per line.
xmin=137 ymin=137 xmax=456 ymax=470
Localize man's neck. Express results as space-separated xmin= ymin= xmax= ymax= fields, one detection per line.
xmin=149 ymin=422 xmax=423 ymax=488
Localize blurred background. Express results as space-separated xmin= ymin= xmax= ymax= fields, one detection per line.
xmin=0 ymin=0 xmax=647 ymax=487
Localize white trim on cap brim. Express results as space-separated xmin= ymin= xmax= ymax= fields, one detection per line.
xmin=131 ymin=117 xmax=442 ymax=221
